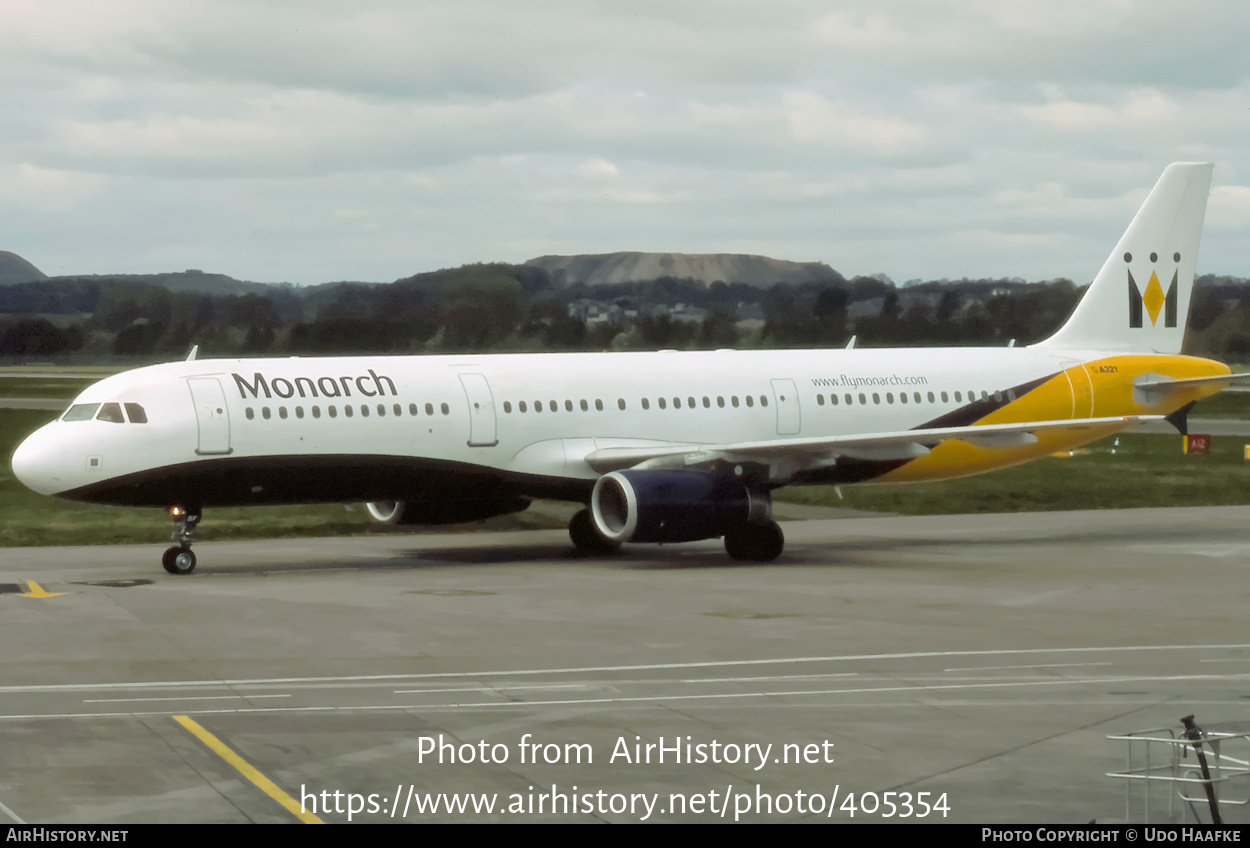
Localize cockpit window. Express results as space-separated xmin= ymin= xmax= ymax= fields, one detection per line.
xmin=63 ymin=403 xmax=100 ymax=422
xmin=96 ymin=402 xmax=125 ymax=423
xmin=124 ymin=403 xmax=148 ymax=424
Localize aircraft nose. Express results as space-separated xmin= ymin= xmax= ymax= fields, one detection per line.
xmin=11 ymin=425 xmax=65 ymax=496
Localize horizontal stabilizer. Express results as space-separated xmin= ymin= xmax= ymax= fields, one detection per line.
xmin=1133 ymin=371 xmax=1250 ymax=404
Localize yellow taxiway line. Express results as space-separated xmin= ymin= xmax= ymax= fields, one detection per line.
xmin=174 ymin=715 xmax=323 ymax=824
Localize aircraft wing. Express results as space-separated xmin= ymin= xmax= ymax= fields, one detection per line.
xmin=584 ymin=414 xmax=1163 ymax=475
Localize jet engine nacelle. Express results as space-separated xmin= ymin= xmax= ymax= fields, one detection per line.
xmin=365 ymin=497 xmax=531 ymax=525
xmin=589 ymin=470 xmax=768 ymax=544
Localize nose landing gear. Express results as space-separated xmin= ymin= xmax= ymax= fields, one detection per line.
xmin=163 ymin=506 xmax=201 ymax=575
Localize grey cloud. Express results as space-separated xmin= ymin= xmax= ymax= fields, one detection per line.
xmin=2 ymin=1 xmax=1248 ymax=284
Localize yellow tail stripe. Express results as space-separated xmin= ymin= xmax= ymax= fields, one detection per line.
xmin=174 ymin=715 xmax=324 ymax=824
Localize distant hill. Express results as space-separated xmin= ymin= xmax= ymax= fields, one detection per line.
xmin=0 ymin=251 xmax=48 ymax=285
xmin=47 ymin=270 xmax=276 ymax=297
xmin=525 ymin=252 xmax=840 ymax=287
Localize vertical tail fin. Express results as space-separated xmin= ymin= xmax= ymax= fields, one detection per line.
xmin=1034 ymin=162 xmax=1213 ymax=354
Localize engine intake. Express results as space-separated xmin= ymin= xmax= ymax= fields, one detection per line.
xmin=590 ymin=470 xmax=768 ymax=544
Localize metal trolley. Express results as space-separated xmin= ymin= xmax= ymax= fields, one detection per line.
xmin=1107 ymin=717 xmax=1250 ymax=824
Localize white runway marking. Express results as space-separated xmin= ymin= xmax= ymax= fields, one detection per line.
xmin=82 ymin=694 xmax=292 ymax=704
xmin=0 ymin=798 xmax=23 ymax=825
xmin=392 ymin=683 xmax=594 ymax=695
xmin=943 ymin=662 xmax=1113 ymax=672
xmin=1130 ymin=543 xmax=1250 ymax=559
xmin=5 ymin=671 xmax=1249 ymax=721
xmin=1 ymin=642 xmax=1246 ymax=695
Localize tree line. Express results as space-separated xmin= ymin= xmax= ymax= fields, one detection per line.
xmin=2 ymin=265 xmax=1250 ymax=361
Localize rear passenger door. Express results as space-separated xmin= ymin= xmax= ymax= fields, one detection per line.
xmin=771 ymin=378 xmax=801 ymax=435
xmin=459 ymin=373 xmax=499 ymax=447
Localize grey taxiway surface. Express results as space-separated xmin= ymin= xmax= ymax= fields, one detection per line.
xmin=1 ymin=507 xmax=1249 ymax=824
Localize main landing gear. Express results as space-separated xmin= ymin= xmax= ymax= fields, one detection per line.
xmin=568 ymin=508 xmax=620 ymax=555
xmin=723 ymin=520 xmax=785 ymax=563
xmin=163 ymin=506 xmax=201 ymax=575
xmin=567 ymin=507 xmax=785 ymax=562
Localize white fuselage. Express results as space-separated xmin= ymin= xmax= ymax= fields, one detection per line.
xmin=9 ymin=344 xmax=1223 ymax=511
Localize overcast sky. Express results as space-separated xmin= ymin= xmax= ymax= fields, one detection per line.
xmin=3 ymin=1 xmax=1248 ymax=285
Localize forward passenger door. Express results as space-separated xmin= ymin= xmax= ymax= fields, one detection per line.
xmin=187 ymin=377 xmax=232 ymax=455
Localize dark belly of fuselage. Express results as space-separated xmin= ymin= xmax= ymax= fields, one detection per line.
xmin=57 ymin=453 xmax=593 ymax=511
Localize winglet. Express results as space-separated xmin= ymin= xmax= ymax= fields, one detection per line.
xmin=185 ymin=345 xmax=199 ymax=362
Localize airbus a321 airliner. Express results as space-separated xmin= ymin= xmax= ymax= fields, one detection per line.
xmin=10 ymin=163 xmax=1242 ymax=574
